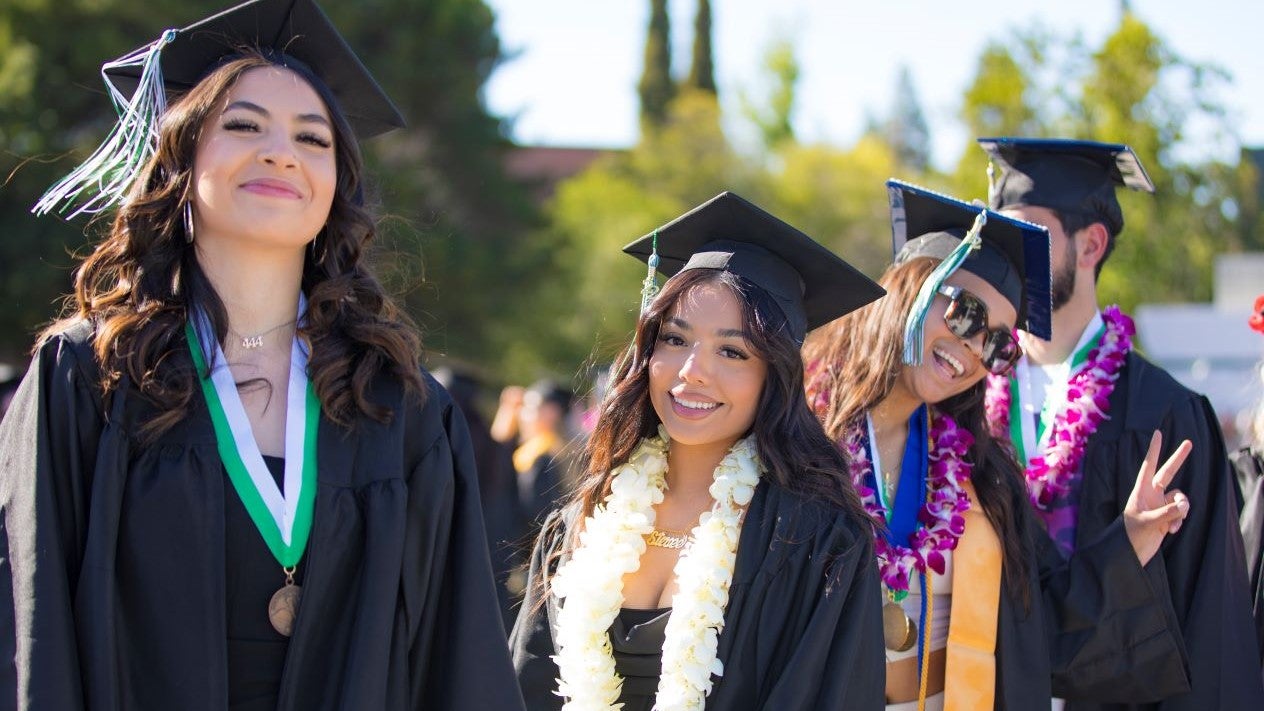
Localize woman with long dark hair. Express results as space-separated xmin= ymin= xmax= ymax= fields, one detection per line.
xmin=804 ymin=181 xmax=1192 ymax=709
xmin=0 ymin=1 xmax=521 ymax=709
xmin=511 ymin=192 xmax=887 ymax=710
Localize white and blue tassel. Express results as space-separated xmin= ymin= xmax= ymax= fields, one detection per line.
xmin=639 ymin=231 xmax=661 ymax=315
xmin=33 ymin=29 xmax=178 ymax=218
xmin=901 ymin=209 xmax=988 ymax=366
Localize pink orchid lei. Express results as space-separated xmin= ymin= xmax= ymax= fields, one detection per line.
xmin=840 ymin=410 xmax=974 ymax=593
xmin=985 ymin=306 xmax=1135 ymax=510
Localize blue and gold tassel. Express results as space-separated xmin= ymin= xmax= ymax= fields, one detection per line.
xmin=33 ymin=29 xmax=178 ymax=218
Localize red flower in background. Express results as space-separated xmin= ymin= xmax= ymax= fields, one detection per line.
xmin=1251 ymin=295 xmax=1264 ymax=335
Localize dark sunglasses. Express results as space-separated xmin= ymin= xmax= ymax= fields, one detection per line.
xmin=936 ymin=284 xmax=1023 ymax=376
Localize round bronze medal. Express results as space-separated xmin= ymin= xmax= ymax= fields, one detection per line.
xmin=882 ymin=601 xmax=917 ymax=652
xmin=268 ymin=584 xmax=302 ymax=637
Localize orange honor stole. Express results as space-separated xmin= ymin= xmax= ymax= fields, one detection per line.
xmin=943 ymin=479 xmax=1002 ymax=710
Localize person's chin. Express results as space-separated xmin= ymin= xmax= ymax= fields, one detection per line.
xmin=660 ymin=419 xmax=737 ymax=449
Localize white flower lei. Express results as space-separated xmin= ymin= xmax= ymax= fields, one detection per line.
xmin=550 ymin=428 xmax=762 ymax=711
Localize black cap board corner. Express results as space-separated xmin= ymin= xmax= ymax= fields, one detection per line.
xmin=106 ymin=0 xmax=404 ymax=138
xmin=623 ymin=191 xmax=885 ymax=341
xmin=887 ymin=179 xmax=1053 ymax=340
xmin=978 ymin=137 xmax=1154 ymax=230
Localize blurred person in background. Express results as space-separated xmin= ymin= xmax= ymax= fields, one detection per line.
xmin=1232 ymin=294 xmax=1264 ymax=677
xmin=514 ymin=379 xmax=577 ymax=526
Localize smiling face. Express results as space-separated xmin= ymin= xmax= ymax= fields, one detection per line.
xmin=648 ymin=281 xmax=768 ymax=454
xmin=893 ymin=268 xmax=1019 ymax=407
xmin=191 ymin=66 xmax=337 ymax=253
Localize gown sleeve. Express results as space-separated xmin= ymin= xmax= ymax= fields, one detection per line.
xmin=1230 ymin=447 xmax=1264 ymax=663
xmin=1035 ymin=514 xmax=1189 ymax=702
xmin=754 ymin=527 xmax=885 ymax=710
xmin=1139 ymin=394 xmax=1263 ymax=708
xmin=509 ymin=510 xmax=565 ymax=711
xmin=407 ymin=390 xmax=526 ymax=710
xmin=0 ymin=331 xmax=103 ymax=710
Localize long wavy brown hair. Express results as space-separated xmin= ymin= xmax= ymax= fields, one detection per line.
xmin=39 ymin=52 xmax=423 ymax=436
xmin=802 ymin=257 xmax=1032 ymax=599
xmin=562 ymin=268 xmax=869 ymax=549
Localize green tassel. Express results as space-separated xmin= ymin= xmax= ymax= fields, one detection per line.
xmin=639 ymin=231 xmax=661 ymax=315
xmin=901 ymin=210 xmax=988 ymax=366
xmin=33 ymin=29 xmax=178 ymax=219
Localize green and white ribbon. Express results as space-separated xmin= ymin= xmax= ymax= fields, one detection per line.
xmin=185 ymin=298 xmax=318 ymax=567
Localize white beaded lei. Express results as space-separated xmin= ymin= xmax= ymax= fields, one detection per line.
xmin=550 ymin=428 xmax=762 ymax=711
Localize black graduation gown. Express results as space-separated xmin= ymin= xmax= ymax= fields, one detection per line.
xmin=1230 ymin=447 xmax=1264 ymax=666
xmin=1055 ymin=353 xmax=1263 ymax=709
xmin=1032 ymin=508 xmax=1188 ymax=704
xmin=0 ymin=322 xmax=526 ymax=711
xmin=455 ymin=403 xmax=525 ymax=633
xmin=872 ymin=466 xmax=1184 ymax=709
xmin=510 ymin=479 xmax=886 ymax=710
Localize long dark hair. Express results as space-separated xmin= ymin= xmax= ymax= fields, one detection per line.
xmin=567 ymin=268 xmax=868 ymax=544
xmin=803 ymin=257 xmax=1032 ymax=600
xmin=40 ymin=52 xmax=423 ymax=437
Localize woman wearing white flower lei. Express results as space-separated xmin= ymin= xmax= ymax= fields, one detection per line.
xmin=804 ymin=182 xmax=1193 ymax=711
xmin=511 ymin=192 xmax=887 ymax=710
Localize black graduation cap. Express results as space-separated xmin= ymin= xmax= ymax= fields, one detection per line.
xmin=978 ymin=137 xmax=1154 ymax=234
xmin=623 ymin=192 xmax=885 ymax=342
xmin=106 ymin=0 xmax=405 ymax=138
xmin=888 ymin=180 xmax=1052 ymax=340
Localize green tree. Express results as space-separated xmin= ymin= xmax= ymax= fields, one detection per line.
xmin=638 ymin=0 xmax=675 ymax=131
xmin=951 ymin=11 xmax=1237 ymax=313
xmin=687 ymin=0 xmax=716 ymax=95
xmin=739 ymin=35 xmax=800 ymax=153
xmin=884 ymin=66 xmax=931 ymax=172
xmin=327 ymin=0 xmax=544 ymax=377
xmin=1076 ymin=12 xmax=1235 ymax=308
xmin=0 ymin=0 xmax=220 ymax=365
xmin=544 ymin=91 xmax=751 ymax=367
xmin=764 ymin=134 xmax=902 ymax=278
xmin=1235 ymin=150 xmax=1263 ymax=251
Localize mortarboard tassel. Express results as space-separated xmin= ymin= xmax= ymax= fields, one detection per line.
xmin=986 ymin=160 xmax=997 ymax=207
xmin=33 ymin=29 xmax=178 ymax=219
xmin=638 ymin=231 xmax=661 ymax=315
xmin=901 ymin=209 xmax=988 ymax=366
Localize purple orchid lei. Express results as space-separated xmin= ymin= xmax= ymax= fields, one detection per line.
xmin=985 ymin=306 xmax=1135 ymax=510
xmin=841 ymin=410 xmax=974 ymax=593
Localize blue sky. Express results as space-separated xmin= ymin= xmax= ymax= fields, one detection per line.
xmin=484 ymin=0 xmax=1264 ymax=170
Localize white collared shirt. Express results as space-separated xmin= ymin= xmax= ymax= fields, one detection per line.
xmin=1014 ymin=310 xmax=1104 ymax=459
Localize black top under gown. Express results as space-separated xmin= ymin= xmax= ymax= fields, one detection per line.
xmin=226 ymin=455 xmax=304 ymax=710
xmin=610 ymin=607 xmax=671 ymax=710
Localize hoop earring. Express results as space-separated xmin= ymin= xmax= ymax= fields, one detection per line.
xmin=183 ymin=201 xmax=195 ymax=244
xmin=309 ymin=235 xmax=329 ymax=266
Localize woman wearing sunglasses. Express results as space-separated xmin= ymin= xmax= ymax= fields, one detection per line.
xmin=804 ymin=181 xmax=1191 ymax=710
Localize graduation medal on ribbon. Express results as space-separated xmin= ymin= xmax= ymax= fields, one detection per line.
xmin=185 ymin=303 xmax=319 ymax=637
